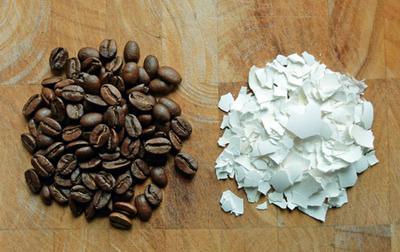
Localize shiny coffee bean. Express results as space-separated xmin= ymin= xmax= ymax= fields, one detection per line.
xmin=106 ymin=128 xmax=119 ymax=151
xmin=126 ymin=84 xmax=149 ymax=94
xmin=100 ymin=84 xmax=122 ymax=105
xmin=137 ymin=114 xmax=153 ymax=127
xmin=81 ymin=56 xmax=102 ymax=75
xmin=143 ymin=55 xmax=159 ymax=78
xmin=80 ymin=112 xmax=103 ymax=128
xmin=85 ymin=94 xmax=107 ymax=107
xmin=114 ymin=201 xmax=137 ymax=218
xmin=54 ymin=78 xmax=74 ymax=90
xmin=66 ymin=140 xmax=89 ymax=151
xmin=45 ymin=142 xmax=65 ymax=160
xmin=121 ymin=62 xmax=139 ymax=85
xmin=78 ymin=47 xmax=99 ymax=62
xmin=131 ymin=159 xmax=150 ymax=181
xmin=157 ymin=66 xmax=182 ymax=86
xmin=99 ymin=39 xmax=117 ymax=61
xmin=25 ymin=169 xmax=42 ymax=194
xmin=21 ymin=133 xmax=37 ymax=153
xmin=39 ymin=117 xmax=61 ymax=136
xmin=125 ymin=114 xmax=142 ymax=138
xmin=71 ymin=168 xmax=82 ymax=185
xmin=66 ymin=103 xmax=84 ymax=120
xmin=56 ymin=153 xmax=77 ymax=175
xmin=124 ymin=40 xmax=140 ymax=63
xmin=120 ymin=137 xmax=141 ymax=159
xmin=41 ymin=87 xmax=55 ymax=105
xmin=103 ymin=105 xmax=127 ymax=128
xmin=79 ymin=73 xmax=101 ymax=94
xmin=171 ymin=116 xmax=192 ymax=139
xmin=22 ymin=94 xmax=42 ymax=117
xmin=138 ymin=67 xmax=150 ymax=84
xmin=75 ymin=146 xmax=96 ymax=159
xmin=31 ymin=154 xmax=54 ymax=177
xmin=102 ymin=158 xmax=131 ymax=171
xmin=81 ymin=172 xmax=98 ymax=190
xmin=90 ymin=124 xmax=110 ymax=148
xmin=150 ymin=166 xmax=168 ymax=188
xmin=144 ymin=137 xmax=171 ymax=155
xmin=40 ymin=185 xmax=52 ymax=205
xmin=93 ymin=190 xmax=112 ymax=210
xmin=34 ymin=108 xmax=52 ymax=122
xmin=62 ymin=125 xmax=82 ymax=142
xmin=41 ymin=76 xmax=63 ymax=87
xmin=175 ymin=152 xmax=198 ymax=177
xmin=128 ymin=91 xmax=155 ymax=112
xmin=153 ymin=103 xmax=171 ymax=122
xmin=95 ymin=171 xmax=115 ymax=192
xmin=99 ymin=150 xmax=121 ymax=161
xmin=105 ymin=56 xmax=123 ymax=74
xmin=61 ymin=85 xmax=85 ymax=102
xmin=149 ymin=79 xmax=172 ymax=95
xmin=158 ymin=97 xmax=181 ymax=117
xmin=70 ymin=185 xmax=92 ymax=203
xmin=49 ymin=47 xmax=69 ymax=71
xmin=36 ymin=134 xmax=55 ymax=148
xmin=50 ymin=97 xmax=66 ymax=122
xmin=109 ymin=212 xmax=132 ymax=229
xmin=79 ymin=157 xmax=102 ymax=170
xmin=111 ymin=75 xmax=126 ymax=93
xmin=49 ymin=184 xmax=69 ymax=205
xmin=168 ymin=130 xmax=182 ymax=151
xmin=66 ymin=57 xmax=81 ymax=79
xmin=135 ymin=194 xmax=152 ymax=221
xmin=114 ymin=172 xmax=132 ymax=195
xmin=54 ymin=175 xmax=73 ymax=188
xmin=144 ymin=183 xmax=163 ymax=207
xmin=28 ymin=118 xmax=39 ymax=138
xmin=142 ymin=125 xmax=156 ymax=139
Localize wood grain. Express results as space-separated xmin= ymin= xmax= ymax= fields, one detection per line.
xmin=0 ymin=0 xmax=399 ymax=251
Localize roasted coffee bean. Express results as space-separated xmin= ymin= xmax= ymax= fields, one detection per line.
xmin=142 ymin=125 xmax=156 ymax=139
xmin=56 ymin=153 xmax=77 ymax=175
xmin=90 ymin=124 xmax=110 ymax=148
xmin=171 ymin=116 xmax=192 ymax=139
xmin=175 ymin=152 xmax=198 ymax=177
xmin=135 ymin=194 xmax=152 ymax=221
xmin=80 ymin=112 xmax=103 ymax=128
xmin=21 ymin=133 xmax=37 ymax=153
xmin=113 ymin=187 xmax=135 ymax=202
xmin=54 ymin=175 xmax=73 ymax=188
xmin=79 ymin=157 xmax=102 ymax=170
xmin=128 ymin=91 xmax=155 ymax=112
xmin=100 ymin=84 xmax=122 ymax=105
xmin=40 ymin=185 xmax=52 ymax=205
xmin=143 ymin=55 xmax=159 ymax=78
xmin=49 ymin=184 xmax=69 ymax=205
xmin=71 ymin=168 xmax=82 ymax=185
xmin=105 ymin=56 xmax=123 ymax=74
xmin=114 ymin=201 xmax=137 ymax=218
xmin=111 ymin=75 xmax=126 ymax=93
xmin=79 ymin=73 xmax=101 ymax=94
xmin=144 ymin=183 xmax=163 ymax=207
xmin=123 ymin=40 xmax=140 ymax=63
xmin=138 ymin=67 xmax=150 ymax=84
xmin=25 ymin=169 xmax=42 ymax=194
xmin=106 ymin=128 xmax=119 ymax=151
xmin=50 ymin=97 xmax=66 ymax=122
xmin=103 ymin=105 xmax=127 ymax=128
xmin=109 ymin=212 xmax=132 ymax=229
xmin=66 ymin=57 xmax=81 ymax=79
xmin=153 ymin=103 xmax=171 ymax=122
xmin=66 ymin=140 xmax=89 ymax=151
xmin=39 ymin=117 xmax=61 ymax=136
xmin=49 ymin=47 xmax=69 ymax=71
xmin=81 ymin=57 xmax=102 ymax=75
xmin=114 ymin=172 xmax=132 ymax=195
xmin=31 ymin=154 xmax=54 ymax=177
xmin=85 ymin=94 xmax=107 ymax=107
xmin=41 ymin=76 xmax=63 ymax=87
xmin=36 ymin=134 xmax=55 ymax=148
xmin=121 ymin=62 xmax=139 ymax=85
xmin=45 ymin=142 xmax=65 ymax=160
xmin=93 ymin=190 xmax=112 ymax=210
xmin=81 ymin=172 xmax=97 ymax=190
xmin=126 ymin=84 xmax=149 ymax=94
xmin=95 ymin=171 xmax=115 ymax=191
xmin=150 ymin=166 xmax=168 ymax=188
xmin=28 ymin=119 xmax=39 ymax=138
xmin=153 ymin=131 xmax=167 ymax=138
xmin=22 ymin=94 xmax=42 ymax=117
xmin=61 ymin=85 xmax=85 ymax=102
xmin=62 ymin=125 xmax=82 ymax=142
xmin=120 ymin=137 xmax=140 ymax=159
xmin=102 ymin=158 xmax=130 ymax=171
xmin=78 ymin=47 xmax=100 ymax=62
xmin=85 ymin=201 xmax=96 ymax=221
xmin=41 ymin=87 xmax=56 ymax=105
xmin=144 ymin=137 xmax=171 ymax=155
xmin=34 ymin=108 xmax=52 ymax=122
xmin=124 ymin=114 xmax=142 ymax=138
xmin=158 ymin=66 xmax=182 ymax=86
xmin=158 ymin=97 xmax=181 ymax=117
xmin=69 ymin=199 xmax=84 ymax=216
xmin=75 ymin=146 xmax=96 ymax=159
xmin=66 ymin=103 xmax=84 ymax=120
xmin=149 ymin=79 xmax=172 ymax=95
xmin=54 ymin=79 xmax=74 ymax=90
xmin=98 ymin=67 xmax=112 ymax=83
xmin=99 ymin=150 xmax=121 ymax=161
xmin=70 ymin=185 xmax=92 ymax=203
xmin=137 ymin=114 xmax=152 ymax=127
xmin=168 ymin=130 xmax=182 ymax=151
xmin=99 ymin=39 xmax=117 ymax=61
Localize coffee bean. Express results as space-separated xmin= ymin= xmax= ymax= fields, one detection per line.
xmin=158 ymin=97 xmax=181 ymax=117
xmin=81 ymin=57 xmax=102 ymax=75
xmin=99 ymin=150 xmax=121 ymax=161
xmin=21 ymin=133 xmax=37 ymax=153
xmin=157 ymin=66 xmax=182 ymax=86
xmin=99 ymin=39 xmax=117 ymax=61
xmin=56 ymin=153 xmax=77 ymax=175
xmin=142 ymin=125 xmax=156 ymax=139
xmin=168 ymin=130 xmax=182 ymax=151
xmin=54 ymin=175 xmax=73 ymax=188
xmin=34 ymin=108 xmax=52 ymax=122
xmin=78 ymin=47 xmax=100 ymax=62
xmin=85 ymin=201 xmax=96 ymax=221
xmin=39 ymin=116 xmax=61 ymax=137
xmin=66 ymin=140 xmax=89 ymax=151
xmin=102 ymin=158 xmax=130 ymax=171
xmin=126 ymin=84 xmax=149 ymax=94
xmin=75 ymin=146 xmax=96 ymax=159
xmin=111 ymin=75 xmax=126 ymax=93
xmin=41 ymin=87 xmax=56 ymax=105
xmin=66 ymin=57 xmax=81 ymax=79
xmin=71 ymin=168 xmax=82 ymax=185
xmin=130 ymin=159 xmax=150 ymax=181
xmin=50 ymin=97 xmax=66 ymax=122
xmin=121 ymin=62 xmax=139 ymax=85
xmin=144 ymin=184 xmax=163 ymax=207
xmin=23 ymin=94 xmax=42 ymax=117
xmin=144 ymin=137 xmax=171 ymax=155
xmin=123 ymin=40 xmax=140 ymax=63
xmin=149 ymin=79 xmax=173 ymax=95
xmin=114 ymin=201 xmax=137 ymax=218
xmin=103 ymin=105 xmax=127 ymax=128
xmin=175 ymin=152 xmax=198 ymax=177
xmin=120 ymin=137 xmax=141 ymax=159
xmin=128 ymin=91 xmax=155 ymax=112
xmin=41 ymin=76 xmax=63 ymax=87
xmin=109 ymin=212 xmax=132 ymax=229
xmin=171 ymin=116 xmax=192 ymax=139
xmin=69 ymin=199 xmax=84 ymax=216
xmin=95 ymin=171 xmax=115 ymax=192
xmin=80 ymin=112 xmax=103 ymax=128
xmin=49 ymin=184 xmax=69 ymax=205
xmin=36 ymin=134 xmax=55 ymax=148
xmin=90 ymin=124 xmax=110 ymax=148
xmin=49 ymin=47 xmax=69 ymax=71
xmin=105 ymin=56 xmax=123 ymax=74
xmin=93 ymin=190 xmax=112 ymax=210
xmin=66 ymin=103 xmax=84 ymax=120
xmin=31 ymin=154 xmax=54 ymax=177
xmin=137 ymin=114 xmax=153 ymax=127
xmin=28 ymin=119 xmax=39 ymax=138
xmin=150 ymin=166 xmax=168 ymax=188
xmin=70 ymin=185 xmax=92 ymax=203
xmin=81 ymin=172 xmax=98 ymax=190
xmin=138 ymin=67 xmax=150 ymax=84
xmin=98 ymin=67 xmax=112 ymax=83
xmin=25 ymin=169 xmax=42 ymax=194
xmin=106 ymin=128 xmax=119 ymax=151
xmin=62 ymin=125 xmax=82 ymax=142
xmin=143 ymin=55 xmax=159 ymax=78
xmin=79 ymin=157 xmax=102 ymax=170
xmin=85 ymin=94 xmax=108 ymax=108
xmin=125 ymin=114 xmax=142 ymax=138
xmin=135 ymin=194 xmax=152 ymax=221
xmin=100 ymin=84 xmax=122 ymax=105
xmin=40 ymin=185 xmax=52 ymax=205
xmin=79 ymin=73 xmax=101 ymax=94
xmin=153 ymin=103 xmax=171 ymax=122
xmin=61 ymin=85 xmax=85 ymax=102
xmin=45 ymin=142 xmax=65 ymax=160
xmin=114 ymin=172 xmax=132 ymax=195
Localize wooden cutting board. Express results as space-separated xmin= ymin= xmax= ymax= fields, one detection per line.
xmin=0 ymin=0 xmax=399 ymax=251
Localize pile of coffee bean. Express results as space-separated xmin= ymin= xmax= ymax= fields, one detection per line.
xmin=21 ymin=39 xmax=199 ymax=230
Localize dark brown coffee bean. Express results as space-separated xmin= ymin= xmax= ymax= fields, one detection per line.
xmin=80 ymin=112 xmax=103 ymax=128
xmin=153 ymin=103 xmax=171 ymax=122
xmin=138 ymin=67 xmax=150 ymax=84
xmin=119 ymin=137 xmax=139 ymax=159
xmin=85 ymin=201 xmax=96 ymax=221
xmin=85 ymin=94 xmax=107 ymax=107
xmin=21 ymin=133 xmax=36 ymax=153
xmin=95 ymin=171 xmax=115 ymax=191
xmin=39 ymin=117 xmax=61 ymax=137
xmin=36 ymin=134 xmax=54 ymax=148
xmin=42 ymin=76 xmax=63 ymax=87
xmin=150 ymin=166 xmax=168 ymax=188
xmin=41 ymin=87 xmax=55 ymax=105
xmin=75 ymin=146 xmax=96 ymax=159
xmin=40 ymin=185 xmax=52 ymax=205
xmin=128 ymin=91 xmax=155 ymax=112
xmin=79 ymin=73 xmax=101 ymax=94
xmin=99 ymin=39 xmax=117 ymax=61
xmin=158 ymin=66 xmax=182 ymax=85
xmin=137 ymin=114 xmax=152 ymax=127
xmin=109 ymin=212 xmax=132 ymax=229
xmin=100 ymin=84 xmax=122 ymax=105
xmin=106 ymin=128 xmax=119 ymax=151
xmin=130 ymin=159 xmax=150 ymax=181
xmin=79 ymin=157 xmax=102 ymax=170
xmin=144 ymin=137 xmax=171 ymax=155
xmin=93 ymin=190 xmax=112 ymax=210
xmin=105 ymin=56 xmax=123 ymax=74
xmin=61 ymin=85 xmax=85 ymax=102
xmin=102 ymin=158 xmax=130 ymax=171
xmin=135 ymin=194 xmax=152 ymax=221
xmin=28 ymin=119 xmax=39 ymax=138
xmin=69 ymin=199 xmax=84 ymax=216
xmin=121 ymin=62 xmax=139 ymax=85
xmin=175 ymin=152 xmax=198 ymax=177
xmin=168 ymin=130 xmax=182 ymax=151
xmin=144 ymin=183 xmax=163 ymax=207
xmin=70 ymin=185 xmax=92 ymax=203
xmin=22 ymin=94 xmax=42 ymax=117
xmin=66 ymin=140 xmax=89 ymax=151
xmin=71 ymin=168 xmax=82 ymax=185
xmin=171 ymin=116 xmax=192 ymax=139
xmin=90 ymin=124 xmax=110 ymax=148
xmin=66 ymin=57 xmax=81 ymax=79
xmin=54 ymin=174 xmax=73 ymax=188
xmin=66 ymin=103 xmax=84 ymax=120
xmin=99 ymin=150 xmax=121 ymax=161
xmin=81 ymin=57 xmax=102 ymax=75
xmin=158 ymin=97 xmax=181 ymax=117
xmin=50 ymin=97 xmax=66 ymax=122
xmin=142 ymin=125 xmax=156 ymax=139
xmin=78 ymin=47 xmax=100 ymax=62
xmin=114 ymin=201 xmax=137 ymax=218
xmin=142 ymin=55 xmax=158 ymax=78
xmin=31 ymin=154 xmax=54 ymax=177
xmin=114 ymin=172 xmax=132 ymax=195
xmin=34 ymin=108 xmax=52 ymax=122
xmin=45 ymin=142 xmax=65 ymax=160
xmin=154 ymin=131 xmax=168 ymax=138
xmin=149 ymin=79 xmax=173 ymax=95
xmin=103 ymin=105 xmax=126 ymax=128
xmin=81 ymin=172 xmax=97 ymax=190
xmin=49 ymin=184 xmax=69 ymax=205
xmin=124 ymin=114 xmax=142 ymax=138
xmin=110 ymin=75 xmax=125 ymax=93
xmin=98 ymin=66 xmax=112 ymax=83
xmin=56 ymin=153 xmax=77 ymax=175
xmin=123 ymin=40 xmax=140 ymax=63
xmin=25 ymin=169 xmax=42 ymax=194
xmin=49 ymin=47 xmax=69 ymax=71
xmin=62 ymin=125 xmax=82 ymax=142
xmin=126 ymin=84 xmax=149 ymax=95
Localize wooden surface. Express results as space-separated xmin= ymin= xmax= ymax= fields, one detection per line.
xmin=0 ymin=0 xmax=399 ymax=251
